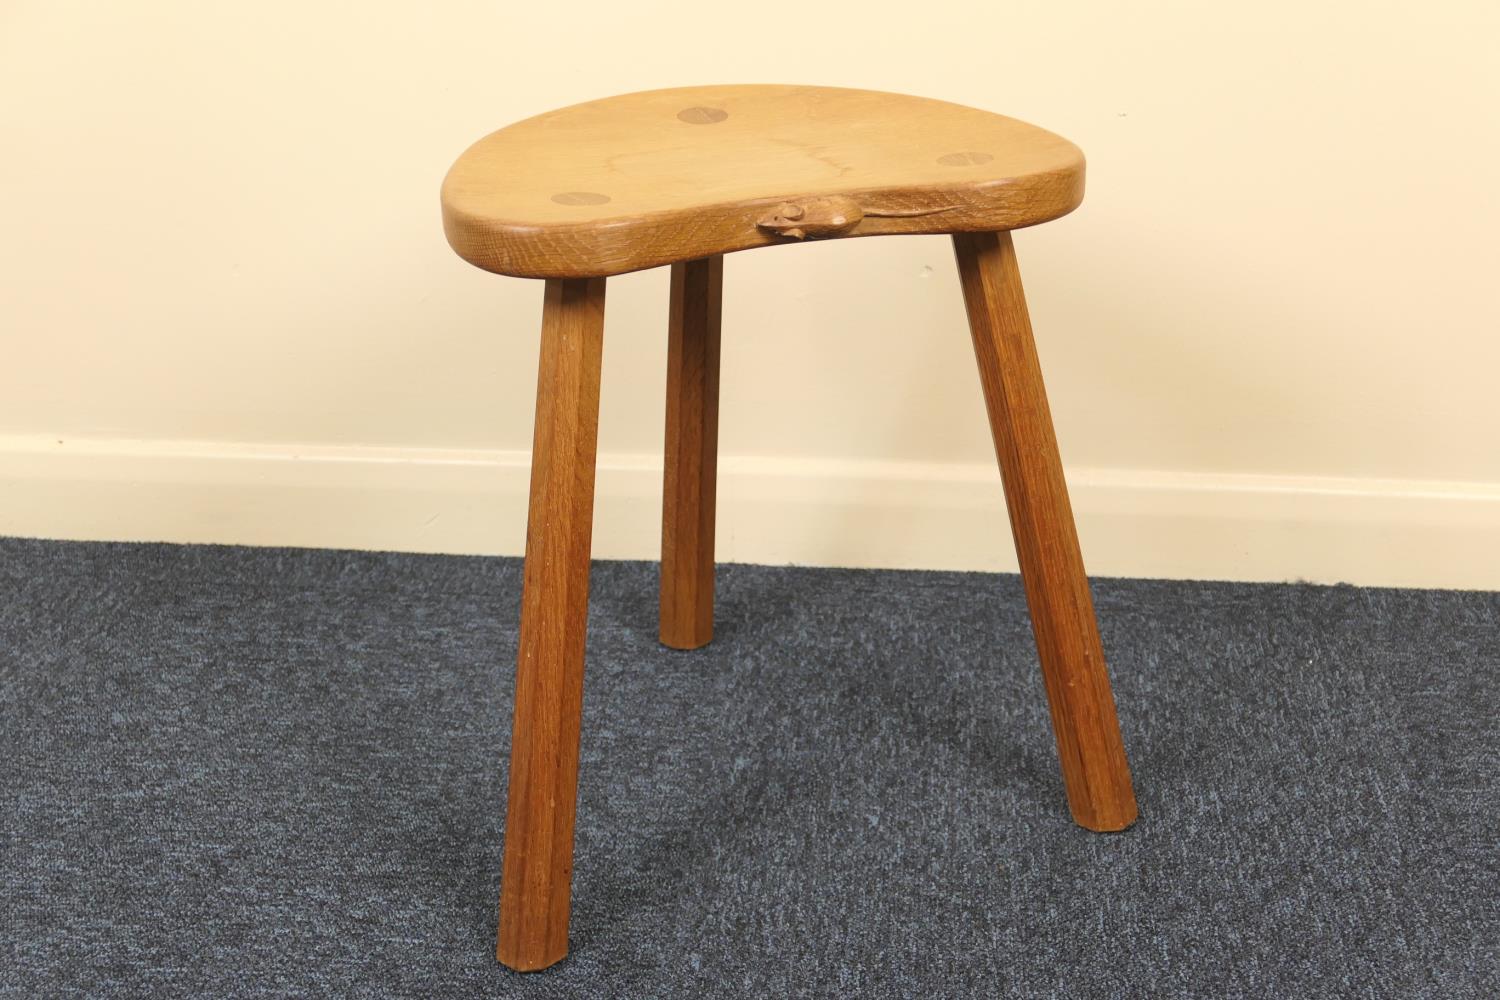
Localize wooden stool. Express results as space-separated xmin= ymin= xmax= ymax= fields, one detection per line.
xmin=441 ymin=85 xmax=1138 ymax=972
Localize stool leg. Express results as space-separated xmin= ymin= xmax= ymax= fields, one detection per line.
xmin=497 ymin=276 xmax=607 ymax=971
xmin=659 ymin=255 xmax=723 ymax=649
xmin=951 ymin=231 xmax=1138 ymax=833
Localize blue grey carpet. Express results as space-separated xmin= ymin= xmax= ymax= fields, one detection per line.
xmin=1 ymin=537 xmax=1495 ymax=998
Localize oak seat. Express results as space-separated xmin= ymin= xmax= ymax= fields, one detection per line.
xmin=441 ymin=85 xmax=1085 ymax=279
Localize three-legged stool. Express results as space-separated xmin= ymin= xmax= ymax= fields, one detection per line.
xmin=441 ymin=84 xmax=1138 ymax=972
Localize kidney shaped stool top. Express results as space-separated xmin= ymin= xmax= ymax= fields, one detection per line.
xmin=441 ymin=84 xmax=1138 ymax=972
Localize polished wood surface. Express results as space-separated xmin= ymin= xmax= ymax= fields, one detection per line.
xmin=496 ymin=276 xmax=607 ymax=971
xmin=952 ymin=230 xmax=1137 ymax=832
xmin=659 ymin=256 xmax=723 ymax=650
xmin=442 ymin=85 xmax=1084 ymax=278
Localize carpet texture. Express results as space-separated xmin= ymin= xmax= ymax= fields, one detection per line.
xmin=1 ymin=537 xmax=1495 ymax=998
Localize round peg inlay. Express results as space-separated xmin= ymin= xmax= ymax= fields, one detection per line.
xmin=550 ymin=191 xmax=611 ymax=205
xmin=677 ymin=106 xmax=728 ymax=124
xmin=937 ymin=151 xmax=994 ymax=166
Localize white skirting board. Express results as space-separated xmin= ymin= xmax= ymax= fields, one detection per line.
xmin=1 ymin=435 xmax=1498 ymax=591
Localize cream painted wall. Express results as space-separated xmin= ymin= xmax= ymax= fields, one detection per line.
xmin=2 ymin=1 xmax=1499 ymax=587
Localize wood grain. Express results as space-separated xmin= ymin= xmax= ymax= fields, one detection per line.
xmin=659 ymin=256 xmax=723 ymax=650
xmin=442 ymin=85 xmax=1084 ymax=278
xmin=951 ymin=230 xmax=1138 ymax=833
xmin=496 ymin=276 xmax=607 ymax=971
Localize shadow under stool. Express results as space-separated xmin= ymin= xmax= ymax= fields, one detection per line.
xmin=440 ymin=84 xmax=1138 ymax=972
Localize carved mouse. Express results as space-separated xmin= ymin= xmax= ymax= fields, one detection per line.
xmin=756 ymin=196 xmax=954 ymax=239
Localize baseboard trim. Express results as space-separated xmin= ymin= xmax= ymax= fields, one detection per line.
xmin=2 ymin=435 xmax=1497 ymax=589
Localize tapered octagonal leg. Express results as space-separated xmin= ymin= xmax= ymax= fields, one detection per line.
xmin=952 ymin=230 xmax=1138 ymax=832
xmin=660 ymin=256 xmax=723 ymax=649
xmin=497 ymin=276 xmax=607 ymax=971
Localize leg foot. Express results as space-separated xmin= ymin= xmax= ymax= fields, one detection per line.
xmin=660 ymin=256 xmax=723 ymax=650
xmin=952 ymin=231 xmax=1138 ymax=832
xmin=497 ymin=276 xmax=607 ymax=971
